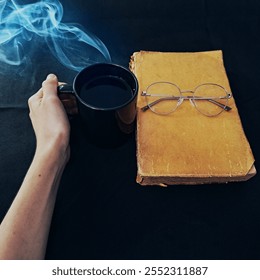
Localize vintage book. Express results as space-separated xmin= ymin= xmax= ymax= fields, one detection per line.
xmin=130 ymin=50 xmax=256 ymax=186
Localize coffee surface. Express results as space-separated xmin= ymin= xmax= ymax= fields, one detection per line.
xmin=79 ymin=76 xmax=133 ymax=109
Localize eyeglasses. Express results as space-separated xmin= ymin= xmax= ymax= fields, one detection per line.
xmin=141 ymin=82 xmax=233 ymax=116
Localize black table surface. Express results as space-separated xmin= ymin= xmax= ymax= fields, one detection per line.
xmin=0 ymin=0 xmax=259 ymax=260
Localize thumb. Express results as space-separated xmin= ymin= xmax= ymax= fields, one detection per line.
xmin=42 ymin=74 xmax=58 ymax=98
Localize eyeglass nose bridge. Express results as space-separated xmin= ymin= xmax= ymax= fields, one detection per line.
xmin=179 ymin=89 xmax=196 ymax=107
xmin=189 ymin=98 xmax=196 ymax=107
xmin=177 ymin=98 xmax=184 ymax=107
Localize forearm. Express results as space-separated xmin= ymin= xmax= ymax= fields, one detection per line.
xmin=0 ymin=74 xmax=71 ymax=259
xmin=0 ymin=148 xmax=67 ymax=260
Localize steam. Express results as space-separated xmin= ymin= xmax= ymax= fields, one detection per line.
xmin=0 ymin=0 xmax=111 ymax=72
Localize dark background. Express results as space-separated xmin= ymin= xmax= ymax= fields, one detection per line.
xmin=0 ymin=0 xmax=259 ymax=259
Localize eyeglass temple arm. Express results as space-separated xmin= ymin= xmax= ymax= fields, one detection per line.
xmin=207 ymin=99 xmax=231 ymax=111
xmin=192 ymin=94 xmax=232 ymax=111
xmin=140 ymin=92 xmax=232 ymax=112
xmin=140 ymin=95 xmax=178 ymax=112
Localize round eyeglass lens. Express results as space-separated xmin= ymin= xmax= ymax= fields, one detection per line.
xmin=146 ymin=82 xmax=181 ymax=115
xmin=193 ymin=84 xmax=229 ymax=116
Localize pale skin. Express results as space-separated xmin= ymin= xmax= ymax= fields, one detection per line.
xmin=0 ymin=74 xmax=76 ymax=259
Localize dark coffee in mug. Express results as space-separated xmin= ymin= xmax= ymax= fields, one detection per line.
xmin=58 ymin=63 xmax=139 ymax=148
xmin=79 ymin=76 xmax=133 ymax=109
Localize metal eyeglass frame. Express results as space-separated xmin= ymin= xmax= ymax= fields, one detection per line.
xmin=141 ymin=82 xmax=233 ymax=116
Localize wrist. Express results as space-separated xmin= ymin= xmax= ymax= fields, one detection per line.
xmin=35 ymin=142 xmax=70 ymax=168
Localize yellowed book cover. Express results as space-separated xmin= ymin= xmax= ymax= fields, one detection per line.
xmin=130 ymin=50 xmax=256 ymax=186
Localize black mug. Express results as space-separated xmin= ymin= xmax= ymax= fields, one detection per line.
xmin=58 ymin=63 xmax=138 ymax=148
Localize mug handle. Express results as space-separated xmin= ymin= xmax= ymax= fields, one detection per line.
xmin=57 ymin=84 xmax=74 ymax=94
xmin=57 ymin=84 xmax=78 ymax=116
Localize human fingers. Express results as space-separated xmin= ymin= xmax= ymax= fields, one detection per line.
xmin=42 ymin=74 xmax=58 ymax=97
xmin=28 ymin=87 xmax=43 ymax=110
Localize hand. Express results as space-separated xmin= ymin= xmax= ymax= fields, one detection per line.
xmin=28 ymin=74 xmax=71 ymax=163
xmin=0 ymin=74 xmax=76 ymax=260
